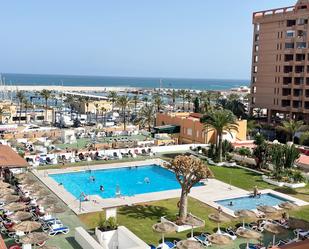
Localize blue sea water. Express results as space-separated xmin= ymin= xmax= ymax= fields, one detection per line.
xmin=50 ymin=164 xmax=202 ymax=199
xmin=1 ymin=73 xmax=249 ymax=91
xmin=215 ymin=194 xmax=289 ymax=211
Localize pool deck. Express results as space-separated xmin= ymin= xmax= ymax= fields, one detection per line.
xmin=33 ymin=159 xmax=309 ymax=215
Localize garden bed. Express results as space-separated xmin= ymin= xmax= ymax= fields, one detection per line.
xmin=160 ymin=213 xmax=204 ymax=232
xmin=262 ymin=175 xmax=306 ymax=189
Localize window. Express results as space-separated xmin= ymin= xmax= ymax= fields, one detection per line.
xmin=254 ymin=45 xmax=259 ymax=52
xmin=295 ymin=77 xmax=304 ymax=84
xmin=286 ymin=30 xmax=295 ymax=37
xmin=285 ymin=43 xmax=294 ymax=49
xmin=282 ymin=100 xmax=291 ymax=107
xmin=282 ymin=88 xmax=291 ymax=96
xmin=293 ymin=101 xmax=302 ymax=108
xmin=251 ymin=97 xmax=256 ymax=104
xmin=255 ymin=34 xmax=259 ymax=42
xmin=296 ymin=54 xmax=306 ymax=61
xmin=287 ymin=20 xmax=296 ymax=27
xmin=252 ymin=86 xmax=257 ymax=94
xmin=296 ymin=42 xmax=306 ymax=49
xmin=284 ymin=54 xmax=294 ymax=61
xmin=297 ymin=18 xmax=308 ymax=25
xmin=297 ymin=30 xmax=307 ymax=38
xmin=253 ymin=66 xmax=258 ymax=73
xmin=293 ymin=89 xmax=303 ymax=97
xmin=295 ymin=66 xmax=304 ymax=73
xmin=252 ymin=76 xmax=257 ymax=83
xmin=284 ymin=66 xmax=293 ymax=73
xmin=283 ymin=77 xmax=292 ymax=84
xmin=254 ymin=55 xmax=258 ymax=63
xmin=187 ymin=128 xmax=192 ymax=136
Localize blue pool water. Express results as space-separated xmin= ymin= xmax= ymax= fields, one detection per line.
xmin=51 ymin=164 xmax=202 ymax=199
xmin=216 ymin=194 xmax=289 ymax=211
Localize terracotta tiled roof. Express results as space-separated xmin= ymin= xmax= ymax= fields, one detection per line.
xmin=0 ymin=145 xmax=28 ymax=168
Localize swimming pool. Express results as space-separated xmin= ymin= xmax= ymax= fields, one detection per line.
xmin=215 ymin=193 xmax=289 ymax=211
xmin=50 ymin=164 xmax=202 ymax=199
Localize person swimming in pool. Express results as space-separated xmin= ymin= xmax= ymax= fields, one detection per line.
xmin=144 ymin=177 xmax=150 ymax=184
xmin=100 ymin=185 xmax=104 ymax=192
xmin=228 ymin=201 xmax=233 ymax=206
xmin=89 ymin=176 xmax=95 ymax=182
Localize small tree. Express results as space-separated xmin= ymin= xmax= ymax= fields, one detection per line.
xmin=166 ymin=155 xmax=213 ymax=222
xmin=253 ymin=134 xmax=269 ymax=170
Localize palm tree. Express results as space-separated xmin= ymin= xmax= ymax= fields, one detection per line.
xmin=100 ymin=106 xmax=107 ymax=126
xmin=185 ymin=91 xmax=192 ymax=111
xmin=95 ymin=103 xmax=99 ymax=123
xmin=277 ymin=119 xmax=306 ymax=143
xmin=171 ymin=90 xmax=178 ymax=111
xmin=132 ymin=95 xmax=139 ymax=114
xmin=117 ymin=96 xmax=131 ymax=131
xmin=201 ymin=109 xmax=238 ymax=162
xmin=0 ymin=107 xmax=4 ymax=124
xmin=23 ymin=99 xmax=32 ymax=124
xmin=16 ymin=90 xmax=25 ymax=124
xmin=108 ymin=91 xmax=117 ymax=111
xmin=199 ymin=91 xmax=213 ymax=113
xmin=142 ymin=96 xmax=149 ymax=107
xmin=39 ymin=89 xmax=52 ymax=122
xmin=178 ymin=90 xmax=187 ymax=111
xmin=153 ymin=95 xmax=164 ymax=112
xmin=64 ymin=95 xmax=75 ymax=119
xmin=138 ymin=105 xmax=156 ymax=132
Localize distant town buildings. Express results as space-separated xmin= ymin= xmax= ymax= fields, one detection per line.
xmin=250 ymin=0 xmax=309 ymax=122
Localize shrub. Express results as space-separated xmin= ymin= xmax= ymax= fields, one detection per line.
xmin=237 ymin=147 xmax=251 ymax=157
xmin=98 ymin=216 xmax=118 ymax=231
xmin=291 ymin=170 xmax=306 ymax=183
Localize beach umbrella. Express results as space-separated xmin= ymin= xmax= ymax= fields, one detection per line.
xmin=27 ymin=184 xmax=44 ymax=192
xmin=208 ymin=213 xmax=230 ymax=234
xmin=20 ymin=178 xmax=36 ymax=185
xmin=20 ymin=232 xmax=49 ymax=245
xmin=33 ymin=140 xmax=45 ymax=146
xmin=288 ymin=217 xmax=309 ymax=230
xmin=235 ymin=210 xmax=257 ymax=228
xmin=152 ymin=222 xmax=176 ymax=248
xmin=15 ymin=173 xmax=29 ymax=180
xmin=0 ymin=181 xmax=11 ymax=188
xmin=236 ymin=227 xmax=262 ymax=240
xmin=39 ymin=246 xmax=59 ymax=249
xmin=4 ymin=202 xmax=27 ymax=212
xmin=9 ymin=211 xmax=32 ymax=221
xmin=176 ymin=239 xmax=204 ymax=249
xmin=31 ymin=189 xmax=50 ymax=197
xmin=12 ymin=221 xmax=41 ymax=233
xmin=183 ymin=215 xmax=205 ymax=239
xmin=264 ymin=223 xmax=288 ymax=246
xmin=0 ymin=194 xmax=20 ymax=203
xmin=37 ymin=196 xmax=58 ymax=206
xmin=208 ymin=234 xmax=232 ymax=245
xmin=257 ymin=205 xmax=278 ymax=214
xmin=44 ymin=205 xmax=65 ymax=214
xmin=279 ymin=202 xmax=297 ymax=210
xmin=0 ymin=188 xmax=16 ymax=195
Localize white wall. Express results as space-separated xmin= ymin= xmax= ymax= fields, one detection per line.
xmin=75 ymin=227 xmax=105 ymax=249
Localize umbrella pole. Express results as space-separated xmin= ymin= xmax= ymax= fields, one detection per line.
xmin=246 ymin=241 xmax=249 ymax=249
xmin=162 ymin=233 xmax=165 ymax=245
xmin=243 ymin=218 xmax=245 ymax=228
xmin=272 ymin=234 xmax=276 ymax=246
xmin=217 ymin=223 xmax=221 ymax=234
xmin=191 ymin=226 xmax=194 ymax=238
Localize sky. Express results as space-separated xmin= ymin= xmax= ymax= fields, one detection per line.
xmin=0 ymin=0 xmax=296 ymax=80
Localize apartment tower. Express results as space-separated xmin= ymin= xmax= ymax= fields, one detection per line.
xmin=250 ymin=0 xmax=309 ymax=123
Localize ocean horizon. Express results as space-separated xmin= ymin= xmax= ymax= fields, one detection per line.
xmin=1 ymin=73 xmax=250 ymax=91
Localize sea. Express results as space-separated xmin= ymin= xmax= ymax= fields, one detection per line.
xmin=1 ymin=73 xmax=250 ymax=91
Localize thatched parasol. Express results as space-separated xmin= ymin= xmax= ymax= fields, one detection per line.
xmin=0 ymin=188 xmax=16 ymax=195
xmin=0 ymin=194 xmax=20 ymax=203
xmin=279 ymin=202 xmax=297 ymax=210
xmin=26 ymin=184 xmax=44 ymax=192
xmin=236 ymin=227 xmax=262 ymax=239
xmin=208 ymin=234 xmax=232 ymax=245
xmin=52 ymin=139 xmax=62 ymax=145
xmin=37 ymin=196 xmax=58 ymax=206
xmin=39 ymin=246 xmax=59 ymax=249
xmin=288 ymin=217 xmax=309 ymax=230
xmin=20 ymin=232 xmax=49 ymax=245
xmin=176 ymin=240 xmax=204 ymax=249
xmin=257 ymin=205 xmax=278 ymax=213
xmin=33 ymin=140 xmax=45 ymax=146
xmin=4 ymin=202 xmax=27 ymax=212
xmin=20 ymin=178 xmax=36 ymax=185
xmin=9 ymin=211 xmax=32 ymax=221
xmin=12 ymin=221 xmax=41 ymax=232
xmin=264 ymin=223 xmax=288 ymax=246
xmin=15 ymin=173 xmax=29 ymax=180
xmin=264 ymin=223 xmax=287 ymax=234
xmin=152 ymin=222 xmax=176 ymax=246
xmin=235 ymin=210 xmax=257 ymax=228
xmin=208 ymin=213 xmax=230 ymax=234
xmin=0 ymin=181 xmax=11 ymax=188
xmin=183 ymin=215 xmax=205 ymax=239
xmin=31 ymin=189 xmax=51 ymax=197
xmin=44 ymin=205 xmax=65 ymax=214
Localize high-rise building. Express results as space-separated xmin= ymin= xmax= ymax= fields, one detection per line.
xmin=250 ymin=0 xmax=309 ymax=122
